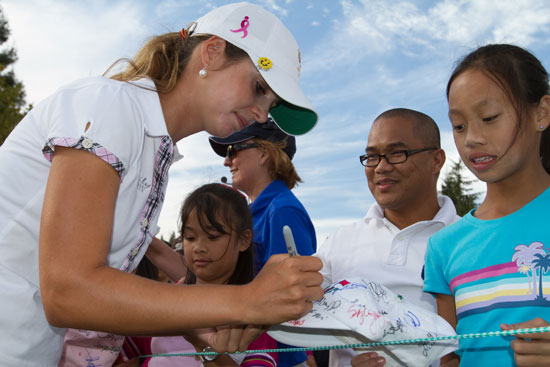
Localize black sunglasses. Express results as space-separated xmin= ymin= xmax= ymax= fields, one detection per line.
xmin=226 ymin=143 xmax=258 ymax=159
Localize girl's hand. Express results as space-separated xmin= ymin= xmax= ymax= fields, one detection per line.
xmin=351 ymin=352 xmax=385 ymax=366
xmin=185 ymin=325 xmax=265 ymax=354
xmin=306 ymin=352 xmax=318 ymax=367
xmin=502 ymin=318 xmax=550 ymax=366
xmin=440 ymin=353 xmax=460 ymax=367
xmin=182 ymin=327 xmax=216 ymax=348
xmin=208 ymin=324 xmax=266 ymax=353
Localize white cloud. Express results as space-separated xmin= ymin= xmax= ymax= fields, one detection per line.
xmin=3 ymin=0 xmax=150 ymax=105
xmin=306 ymin=0 xmax=550 ymax=73
xmin=256 ymin=0 xmax=289 ymax=17
xmin=3 ymin=0 xmax=544 ymax=244
xmin=430 ymin=0 xmax=550 ymax=45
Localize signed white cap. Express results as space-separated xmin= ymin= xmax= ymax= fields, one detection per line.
xmin=268 ymin=278 xmax=458 ymax=367
xmin=190 ymin=2 xmax=317 ymax=136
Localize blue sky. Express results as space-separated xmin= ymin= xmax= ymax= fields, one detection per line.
xmin=3 ymin=0 xmax=550 ymax=243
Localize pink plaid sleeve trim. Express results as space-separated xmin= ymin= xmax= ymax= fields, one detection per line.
xmin=43 ymin=136 xmax=126 ymax=180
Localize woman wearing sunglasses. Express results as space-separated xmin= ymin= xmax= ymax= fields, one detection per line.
xmin=210 ymin=118 xmax=317 ymax=367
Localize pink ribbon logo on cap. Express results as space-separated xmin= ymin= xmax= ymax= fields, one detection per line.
xmin=231 ymin=16 xmax=250 ymax=38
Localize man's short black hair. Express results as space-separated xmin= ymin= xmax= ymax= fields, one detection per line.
xmin=374 ymin=108 xmax=441 ymax=148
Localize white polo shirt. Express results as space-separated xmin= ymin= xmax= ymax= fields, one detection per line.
xmin=315 ymin=195 xmax=460 ymax=367
xmin=0 ymin=76 xmax=181 ymax=366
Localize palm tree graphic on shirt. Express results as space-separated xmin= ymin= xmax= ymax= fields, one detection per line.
xmin=512 ymin=242 xmax=549 ymax=300
xmin=533 ymin=253 xmax=550 ymax=300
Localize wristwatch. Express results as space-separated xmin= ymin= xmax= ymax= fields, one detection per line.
xmin=199 ymin=346 xmax=219 ymax=362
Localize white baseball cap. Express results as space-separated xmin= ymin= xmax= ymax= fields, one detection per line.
xmin=190 ymin=2 xmax=317 ymax=136
xmin=268 ymin=278 xmax=458 ymax=367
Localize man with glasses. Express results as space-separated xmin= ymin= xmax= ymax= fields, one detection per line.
xmin=315 ymin=108 xmax=460 ymax=367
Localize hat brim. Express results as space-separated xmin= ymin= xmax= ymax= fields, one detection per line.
xmin=267 ymin=325 xmax=370 ymax=348
xmin=268 ymin=324 xmax=369 ymax=348
xmin=208 ymin=132 xmax=252 ymax=157
xmin=263 ymin=69 xmax=318 ymax=136
xmin=270 ymin=102 xmax=317 ymax=136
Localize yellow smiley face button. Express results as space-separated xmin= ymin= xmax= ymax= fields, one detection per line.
xmin=258 ymin=57 xmax=272 ymax=70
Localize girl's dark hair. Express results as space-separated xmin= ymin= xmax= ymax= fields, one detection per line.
xmin=447 ymin=44 xmax=550 ymax=173
xmin=135 ymin=255 xmax=159 ymax=281
xmin=179 ymin=183 xmax=254 ymax=285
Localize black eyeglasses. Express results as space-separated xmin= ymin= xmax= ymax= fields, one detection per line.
xmin=359 ymin=147 xmax=437 ymax=167
xmin=226 ymin=143 xmax=258 ymax=159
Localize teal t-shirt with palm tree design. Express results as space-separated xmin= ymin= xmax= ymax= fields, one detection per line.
xmin=424 ymin=186 xmax=550 ymax=366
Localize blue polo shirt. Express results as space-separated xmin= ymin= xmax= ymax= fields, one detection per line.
xmin=250 ymin=179 xmax=317 ymax=267
xmin=250 ymin=179 xmax=317 ymax=367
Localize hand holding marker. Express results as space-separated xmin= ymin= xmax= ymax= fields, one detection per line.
xmin=283 ymin=225 xmax=298 ymax=256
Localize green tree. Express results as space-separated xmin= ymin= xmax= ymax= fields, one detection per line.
xmin=0 ymin=6 xmax=27 ymax=145
xmin=168 ymin=231 xmax=177 ymax=246
xmin=440 ymin=160 xmax=480 ymax=216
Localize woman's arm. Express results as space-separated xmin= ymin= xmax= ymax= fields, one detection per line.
xmin=40 ymin=147 xmax=323 ymax=337
xmin=435 ymin=294 xmax=460 ymax=367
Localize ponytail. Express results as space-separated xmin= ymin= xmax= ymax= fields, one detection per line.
xmin=104 ymin=29 xmax=247 ymax=94
xmin=255 ymin=139 xmax=302 ymax=189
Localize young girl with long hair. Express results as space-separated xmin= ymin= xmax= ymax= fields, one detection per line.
xmin=142 ymin=183 xmax=278 ymax=367
xmin=424 ymin=44 xmax=550 ymax=366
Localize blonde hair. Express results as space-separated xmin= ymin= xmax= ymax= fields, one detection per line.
xmin=104 ymin=31 xmax=247 ymax=94
xmin=254 ymin=138 xmax=302 ymax=189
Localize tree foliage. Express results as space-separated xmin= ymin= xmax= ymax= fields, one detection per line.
xmin=440 ymin=160 xmax=480 ymax=216
xmin=0 ymin=7 xmax=27 ymax=146
xmin=159 ymin=231 xmax=179 ymax=248
xmin=168 ymin=231 xmax=177 ymax=246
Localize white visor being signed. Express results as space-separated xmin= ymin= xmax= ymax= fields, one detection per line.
xmin=268 ymin=278 xmax=458 ymax=367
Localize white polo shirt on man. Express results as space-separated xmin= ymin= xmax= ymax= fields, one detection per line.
xmin=315 ymin=195 xmax=459 ymax=367
xmin=0 ymin=76 xmax=180 ymax=366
